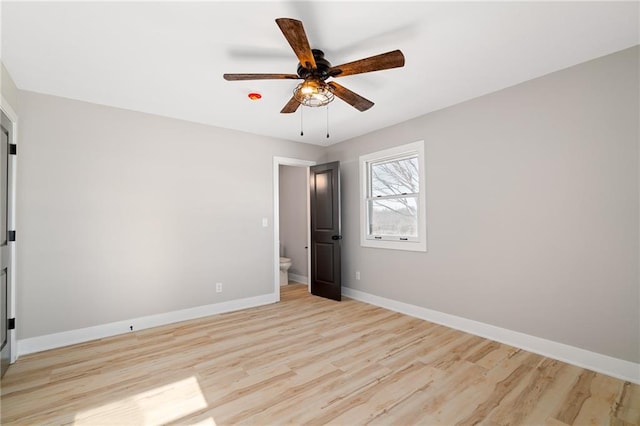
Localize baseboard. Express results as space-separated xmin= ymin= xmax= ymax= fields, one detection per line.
xmin=17 ymin=293 xmax=278 ymax=357
xmin=342 ymin=287 xmax=640 ymax=384
xmin=288 ymin=273 xmax=308 ymax=284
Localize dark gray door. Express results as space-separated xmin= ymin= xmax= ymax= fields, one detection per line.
xmin=309 ymin=161 xmax=341 ymax=301
xmin=0 ymin=111 xmax=12 ymax=377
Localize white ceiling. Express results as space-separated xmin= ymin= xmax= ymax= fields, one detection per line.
xmin=1 ymin=1 xmax=638 ymax=146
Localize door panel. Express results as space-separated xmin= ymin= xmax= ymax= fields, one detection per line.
xmin=309 ymin=162 xmax=341 ymax=301
xmin=0 ymin=110 xmax=12 ymax=377
xmin=0 ymin=271 xmax=6 ymax=367
xmin=314 ymin=172 xmax=333 ymax=230
xmin=314 ymin=243 xmax=335 ymax=283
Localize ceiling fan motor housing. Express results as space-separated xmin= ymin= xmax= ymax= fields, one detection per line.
xmin=297 ymin=49 xmax=332 ymax=79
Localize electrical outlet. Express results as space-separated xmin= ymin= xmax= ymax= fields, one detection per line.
xmin=356 ymin=271 xmax=360 ymax=280
xmin=216 ymin=282 xmax=223 ymax=293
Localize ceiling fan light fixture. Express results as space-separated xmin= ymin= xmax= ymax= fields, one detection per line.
xmin=293 ymin=78 xmax=334 ymax=107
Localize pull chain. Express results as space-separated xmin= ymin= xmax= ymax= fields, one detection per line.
xmin=300 ymin=106 xmax=304 ymax=136
xmin=326 ymin=105 xmax=330 ymax=138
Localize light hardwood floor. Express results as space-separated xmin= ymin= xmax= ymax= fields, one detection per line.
xmin=1 ymin=284 xmax=638 ymax=425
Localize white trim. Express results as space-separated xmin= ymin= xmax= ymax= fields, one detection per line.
xmin=342 ymin=287 xmax=640 ymax=384
xmin=359 ymin=141 xmax=427 ymax=252
xmin=305 ymin=169 xmax=311 ymax=292
xmin=273 ymin=156 xmax=316 ymax=300
xmin=18 ymin=293 xmax=277 ymax=356
xmin=288 ymin=273 xmax=308 ymax=285
xmin=1 ymin=95 xmax=18 ymax=363
xmin=0 ymin=96 xmax=18 ymax=123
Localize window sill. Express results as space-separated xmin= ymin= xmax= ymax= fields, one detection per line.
xmin=361 ymin=238 xmax=427 ymax=252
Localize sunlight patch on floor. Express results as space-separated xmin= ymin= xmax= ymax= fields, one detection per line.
xmin=73 ymin=376 xmax=211 ymax=425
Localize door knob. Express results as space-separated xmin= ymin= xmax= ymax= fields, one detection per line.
xmin=331 ymin=235 xmax=342 ymax=240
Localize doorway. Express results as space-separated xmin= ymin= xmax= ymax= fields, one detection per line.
xmin=273 ymin=157 xmax=315 ymax=300
xmin=0 ymin=99 xmax=17 ymax=377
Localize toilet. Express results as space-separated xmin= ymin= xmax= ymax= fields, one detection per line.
xmin=279 ymin=257 xmax=292 ymax=286
xmin=279 ymin=243 xmax=292 ymax=286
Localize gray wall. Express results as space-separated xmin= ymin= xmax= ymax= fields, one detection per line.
xmin=326 ymin=46 xmax=639 ymax=363
xmin=279 ymin=165 xmax=308 ymax=279
xmin=16 ymin=91 xmax=324 ymax=339
xmin=1 ymin=62 xmax=19 ymax=109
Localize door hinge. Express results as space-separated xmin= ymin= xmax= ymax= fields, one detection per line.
xmin=7 ymin=230 xmax=15 ymax=242
xmin=8 ymin=318 xmax=15 ymax=330
xmin=8 ymin=144 xmax=16 ymax=155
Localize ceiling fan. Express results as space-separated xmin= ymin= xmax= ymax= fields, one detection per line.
xmin=223 ymin=18 xmax=405 ymax=113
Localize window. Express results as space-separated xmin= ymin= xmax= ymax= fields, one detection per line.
xmin=360 ymin=141 xmax=426 ymax=252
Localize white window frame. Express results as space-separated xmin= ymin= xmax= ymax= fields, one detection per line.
xmin=359 ymin=140 xmax=427 ymax=252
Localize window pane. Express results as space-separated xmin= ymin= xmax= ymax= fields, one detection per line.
xmin=369 ymin=197 xmax=418 ymax=237
xmin=371 ymin=156 xmax=419 ymax=197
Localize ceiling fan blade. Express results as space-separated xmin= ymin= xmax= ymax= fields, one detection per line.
xmin=327 ymin=82 xmax=374 ymax=112
xmin=223 ymin=73 xmax=300 ymax=81
xmin=328 ymin=50 xmax=405 ymax=78
xmin=275 ymin=18 xmax=317 ymax=70
xmin=280 ymin=96 xmax=301 ymax=114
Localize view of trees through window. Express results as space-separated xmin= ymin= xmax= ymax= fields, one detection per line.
xmin=368 ymin=156 xmax=419 ymax=238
